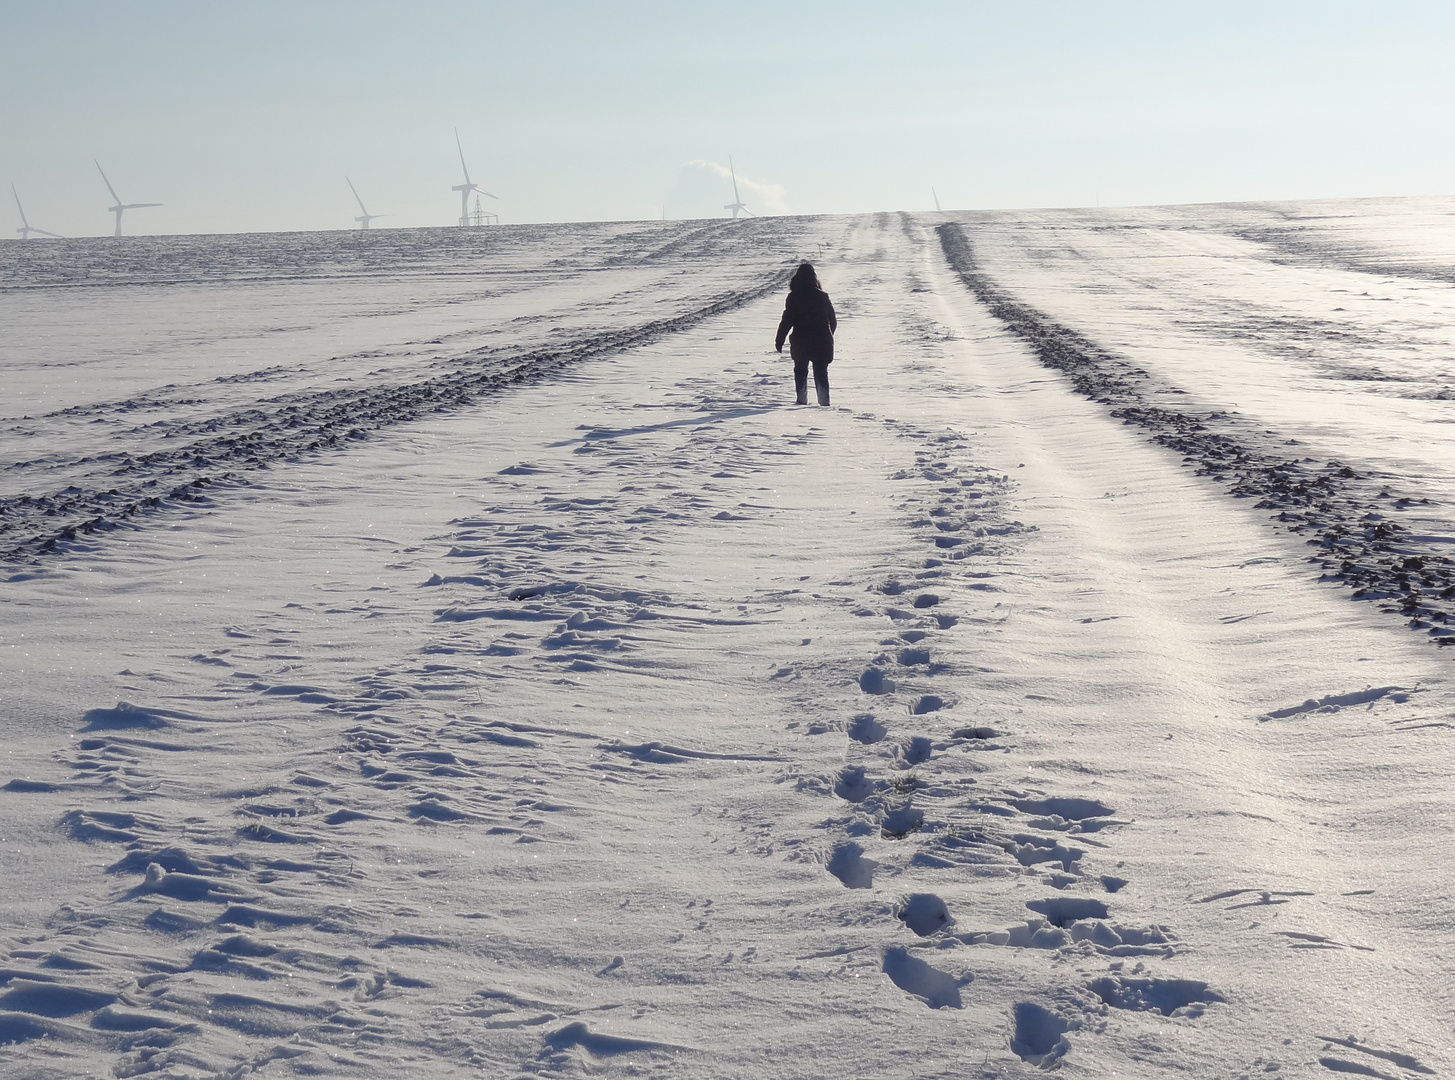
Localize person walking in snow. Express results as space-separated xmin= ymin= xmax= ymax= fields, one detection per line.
xmin=775 ymin=262 xmax=837 ymax=406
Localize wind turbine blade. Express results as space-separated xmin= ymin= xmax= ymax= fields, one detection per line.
xmin=34 ymin=228 xmax=64 ymax=238
xmin=455 ymin=128 xmax=472 ymax=185
xmin=125 ymin=203 xmax=163 ymax=210
xmin=729 ymin=157 xmax=741 ymax=203
xmin=95 ymin=160 xmax=122 ymax=203
xmin=12 ymin=183 xmax=29 ymax=228
xmin=346 ymin=176 xmax=368 ymax=215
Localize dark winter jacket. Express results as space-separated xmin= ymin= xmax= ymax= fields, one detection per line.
xmin=775 ymin=288 xmax=837 ymax=363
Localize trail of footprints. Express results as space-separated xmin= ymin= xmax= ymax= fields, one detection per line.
xmin=2 ymin=743 xmax=451 ymax=1073
xmin=791 ymin=421 xmax=1438 ymax=1076
xmin=4 ymin=348 xmax=1438 ymax=1072
xmin=0 ymin=578 xmax=767 ymax=1073
xmin=804 ymin=430 xmax=1226 ymax=1070
xmin=0 ymin=366 xmax=829 ymax=1074
xmin=0 ymin=422 xmax=1229 ymax=1073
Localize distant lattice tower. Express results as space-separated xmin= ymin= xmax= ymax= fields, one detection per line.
xmin=470 ymin=196 xmax=498 ymax=227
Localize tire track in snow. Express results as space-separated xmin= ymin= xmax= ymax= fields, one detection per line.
xmin=0 ymin=217 xmax=736 ymax=292
xmin=0 ymin=271 xmax=791 ymax=564
xmin=938 ymin=221 xmax=1455 ymax=648
xmin=1214 ymin=212 xmax=1455 ymax=289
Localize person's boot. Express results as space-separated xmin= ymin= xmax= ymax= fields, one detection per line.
xmin=816 ymin=384 xmax=830 ymax=406
xmin=795 ymin=389 xmax=808 ymax=405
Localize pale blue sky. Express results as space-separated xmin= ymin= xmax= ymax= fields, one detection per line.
xmin=4 ymin=1 xmax=1454 ymax=235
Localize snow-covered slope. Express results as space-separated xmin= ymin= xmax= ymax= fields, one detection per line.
xmin=2 ymin=204 xmax=1452 ymax=1077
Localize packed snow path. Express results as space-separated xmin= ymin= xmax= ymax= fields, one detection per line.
xmin=2 ymin=203 xmax=1454 ymax=1077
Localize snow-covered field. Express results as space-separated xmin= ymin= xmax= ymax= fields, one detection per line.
xmin=3 ymin=200 xmax=1454 ymax=1078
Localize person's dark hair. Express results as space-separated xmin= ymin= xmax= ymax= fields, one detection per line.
xmin=789 ymin=262 xmax=820 ymax=293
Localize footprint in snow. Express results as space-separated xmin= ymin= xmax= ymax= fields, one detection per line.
xmin=881 ymin=947 xmax=968 ymax=1009
xmin=833 ymin=766 xmax=882 ymax=803
xmin=1025 ymin=896 xmax=1108 ymax=927
xmin=897 ymin=735 xmax=933 ymax=766
xmin=1010 ymin=796 xmax=1114 ymax=821
xmin=951 ymin=725 xmax=1001 ymax=742
xmin=896 ymin=893 xmax=952 ymax=936
xmin=1011 ymin=1002 xmax=1073 ymax=1067
xmin=846 ymin=714 xmax=887 ymax=744
xmin=1005 ymin=834 xmax=1083 ymax=873
xmin=859 ymin=668 xmax=895 ymax=695
xmin=825 ymin=842 xmax=877 ymax=889
xmin=1087 ymin=976 xmax=1223 ymax=1017
xmin=880 ymin=804 xmax=924 ymax=839
xmin=1012 ymin=796 xmax=1121 ymax=834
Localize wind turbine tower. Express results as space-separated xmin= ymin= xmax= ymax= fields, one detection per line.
xmin=452 ymin=129 xmax=497 ymax=227
xmin=723 ymin=158 xmax=753 ymax=219
xmin=95 ymin=161 xmax=161 ymax=237
xmin=346 ymin=177 xmax=384 ymax=229
xmin=12 ymin=185 xmax=62 ymax=239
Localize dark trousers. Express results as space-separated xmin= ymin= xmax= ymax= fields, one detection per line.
xmin=794 ymin=357 xmax=831 ymax=405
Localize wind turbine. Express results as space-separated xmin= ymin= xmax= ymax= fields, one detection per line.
xmin=723 ymin=157 xmax=753 ymax=218
xmin=346 ymin=177 xmax=384 ymax=229
xmin=452 ymin=128 xmax=497 ymax=227
xmin=95 ymin=161 xmax=161 ymax=237
xmin=933 ymin=187 xmax=942 ymax=212
xmin=12 ymin=185 xmax=62 ymax=239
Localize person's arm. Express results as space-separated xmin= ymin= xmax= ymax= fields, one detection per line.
xmin=775 ymin=296 xmax=794 ymax=352
xmin=826 ymin=295 xmax=837 ymax=335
